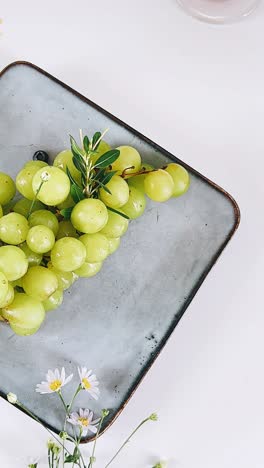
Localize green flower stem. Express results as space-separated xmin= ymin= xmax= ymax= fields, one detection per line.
xmin=16 ymin=401 xmax=71 ymax=455
xmin=104 ymin=414 xmax=157 ymax=468
xmin=57 ymin=390 xmax=69 ymax=415
xmin=68 ymin=384 xmax=82 ymax=413
xmin=27 ymin=179 xmax=45 ymax=218
xmin=48 ymin=449 xmax=52 ymax=468
xmin=88 ymin=410 xmax=109 ymax=468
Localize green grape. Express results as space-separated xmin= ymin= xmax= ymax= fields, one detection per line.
xmin=0 ymin=246 xmax=28 ymax=280
xmin=0 ymin=205 xmax=3 ymax=218
xmin=56 ymin=220 xmax=78 ymax=240
xmin=0 ymin=213 xmax=29 ymax=245
xmin=24 ymin=160 xmax=48 ymax=169
xmin=22 ymin=266 xmax=58 ymax=301
xmin=9 ymin=322 xmax=41 ymax=336
xmin=10 ymin=278 xmax=23 ymax=289
xmin=100 ymin=209 xmax=128 ymax=238
xmin=53 ymin=149 xmax=81 ymax=184
xmin=128 ymin=163 xmax=153 ymax=193
xmin=57 ymin=193 xmax=74 ymax=210
xmin=19 ymin=243 xmax=42 ymax=266
xmin=28 ymin=210 xmax=59 ymax=235
xmin=0 ymin=172 xmax=16 ymax=205
xmin=74 ymin=261 xmax=102 ymax=278
xmin=165 ymin=163 xmax=190 ymax=197
xmin=99 ymin=175 xmax=129 ymax=209
xmin=0 ymin=283 xmax=14 ymax=308
xmin=112 ymin=146 xmax=141 ymax=178
xmin=51 ymin=237 xmax=86 ymax=272
xmin=3 ymin=200 xmax=16 ymax=215
xmin=0 ymin=272 xmax=9 ymax=304
xmin=47 ymin=262 xmax=77 ymax=290
xmin=71 ymin=199 xmax=108 ymax=234
xmin=13 ymin=198 xmax=45 ymax=217
xmin=16 ymin=165 xmax=42 ymax=200
xmin=80 ymin=233 xmax=109 ymax=262
xmin=26 ymin=225 xmax=55 ymax=254
xmin=121 ymin=186 xmax=146 ymax=219
xmin=32 ymin=167 xmax=70 ymax=206
xmin=108 ymin=237 xmax=120 ymax=254
xmin=144 ymin=169 xmax=174 ymax=202
xmin=2 ymin=292 xmax=45 ymax=332
xmin=43 ymin=289 xmax=63 ymax=312
xmin=91 ymin=141 xmax=111 ymax=165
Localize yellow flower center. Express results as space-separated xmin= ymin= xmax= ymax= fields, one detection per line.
xmin=78 ymin=417 xmax=89 ymax=427
xmin=82 ymin=377 xmax=91 ymax=390
xmin=49 ymin=380 xmax=62 ymax=391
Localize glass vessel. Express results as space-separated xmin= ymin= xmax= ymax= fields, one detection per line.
xmin=176 ymin=0 xmax=260 ymax=23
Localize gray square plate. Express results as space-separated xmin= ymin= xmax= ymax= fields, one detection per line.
xmin=0 ymin=62 xmax=240 ymax=440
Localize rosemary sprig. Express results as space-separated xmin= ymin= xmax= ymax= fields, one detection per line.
xmin=61 ymin=130 xmax=129 ymax=220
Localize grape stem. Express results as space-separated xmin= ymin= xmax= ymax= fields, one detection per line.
xmin=120 ymin=168 xmax=156 ymax=178
xmin=27 ymin=180 xmax=45 ymax=218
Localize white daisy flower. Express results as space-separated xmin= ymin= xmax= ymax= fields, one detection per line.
xmin=78 ymin=367 xmax=100 ymax=400
xmin=67 ymin=408 xmax=100 ymax=436
xmin=36 ymin=367 xmax=73 ymax=394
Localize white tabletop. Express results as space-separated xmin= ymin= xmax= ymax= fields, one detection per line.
xmin=1 ymin=1 xmax=264 ymax=467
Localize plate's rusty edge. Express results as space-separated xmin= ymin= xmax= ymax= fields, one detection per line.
xmin=0 ymin=61 xmax=241 ymax=442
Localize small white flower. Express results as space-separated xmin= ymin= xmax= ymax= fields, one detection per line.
xmin=67 ymin=408 xmax=100 ymax=436
xmin=36 ymin=367 xmax=73 ymax=394
xmin=7 ymin=392 xmax=17 ymax=404
xmin=78 ymin=367 xmax=100 ymax=400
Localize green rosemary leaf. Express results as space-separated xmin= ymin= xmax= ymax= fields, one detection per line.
xmin=60 ymin=206 xmax=74 ymax=220
xmin=72 ymin=154 xmax=86 ymax=175
xmin=108 ymin=206 xmax=130 ymax=219
xmin=92 ymin=131 xmax=102 ymax=149
xmin=70 ymin=184 xmax=85 ymax=203
xmin=83 ymin=135 xmax=90 ymax=153
xmin=94 ymin=179 xmax=112 ymax=194
xmin=70 ymin=135 xmax=84 ymax=158
xmin=93 ymin=149 xmax=120 ymax=168
xmin=66 ymin=166 xmax=79 ymax=186
xmin=101 ymin=170 xmax=117 ymax=185
xmin=93 ymin=167 xmax=106 ymax=181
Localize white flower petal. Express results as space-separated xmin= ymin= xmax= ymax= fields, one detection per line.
xmin=47 ymin=370 xmax=55 ymax=382
xmin=88 ymin=425 xmax=97 ymax=434
xmin=55 ymin=368 xmax=60 ymax=380
xmin=85 ymin=409 xmax=92 ymax=419
xmin=64 ymin=373 xmax=73 ymax=386
xmin=91 ymin=418 xmax=101 ymax=425
xmin=61 ymin=367 xmax=66 ymax=383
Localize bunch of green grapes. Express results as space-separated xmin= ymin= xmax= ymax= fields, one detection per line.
xmin=0 ymin=133 xmax=189 ymax=336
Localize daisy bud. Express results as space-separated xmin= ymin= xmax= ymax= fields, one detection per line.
xmin=153 ymin=462 xmax=167 ymax=468
xmin=102 ymin=409 xmax=109 ymax=417
xmin=7 ymin=392 xmax=18 ymax=404
xmin=59 ymin=431 xmax=68 ymax=440
xmin=149 ymin=413 xmax=158 ymax=421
